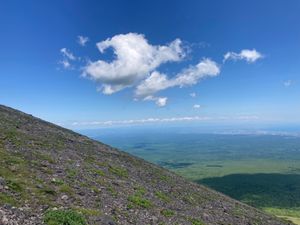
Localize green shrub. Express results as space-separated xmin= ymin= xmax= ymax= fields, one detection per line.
xmin=44 ymin=209 xmax=86 ymax=225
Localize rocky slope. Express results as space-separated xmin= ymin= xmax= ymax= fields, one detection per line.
xmin=0 ymin=105 xmax=292 ymax=225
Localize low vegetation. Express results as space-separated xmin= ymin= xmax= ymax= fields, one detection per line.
xmin=44 ymin=209 xmax=86 ymax=225
xmin=0 ymin=105 xmax=292 ymax=224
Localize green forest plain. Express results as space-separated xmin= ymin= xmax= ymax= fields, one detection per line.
xmin=96 ymin=132 xmax=300 ymax=224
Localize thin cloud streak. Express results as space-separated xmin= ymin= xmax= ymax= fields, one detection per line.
xmin=69 ymin=115 xmax=259 ymax=127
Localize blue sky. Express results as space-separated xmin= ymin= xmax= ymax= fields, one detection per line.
xmin=0 ymin=0 xmax=299 ymax=129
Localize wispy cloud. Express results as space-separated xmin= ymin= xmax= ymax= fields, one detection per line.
xmin=60 ymin=48 xmax=76 ymax=60
xmin=71 ymin=116 xmax=212 ymax=127
xmin=78 ymin=35 xmax=89 ymax=46
xmin=190 ymin=92 xmax=196 ymax=97
xmin=68 ymin=114 xmax=260 ymax=127
xmin=59 ymin=48 xmax=77 ymax=69
xmin=283 ymin=80 xmax=293 ymax=87
xmin=224 ymin=49 xmax=263 ymax=63
xmin=143 ymin=96 xmax=168 ymax=107
xmin=59 ymin=59 xmax=71 ymax=69
xmin=193 ymin=104 xmax=201 ymax=109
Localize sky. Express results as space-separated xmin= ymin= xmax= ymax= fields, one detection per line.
xmin=0 ymin=0 xmax=300 ymax=129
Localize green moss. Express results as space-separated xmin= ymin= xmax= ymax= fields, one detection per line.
xmin=44 ymin=209 xmax=86 ymax=225
xmin=161 ymin=209 xmax=175 ymax=217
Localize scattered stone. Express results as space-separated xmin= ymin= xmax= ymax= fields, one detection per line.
xmin=36 ymin=184 xmax=43 ymax=189
xmin=61 ymin=195 xmax=68 ymax=201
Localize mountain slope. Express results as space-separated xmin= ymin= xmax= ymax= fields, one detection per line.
xmin=0 ymin=105 xmax=291 ymax=225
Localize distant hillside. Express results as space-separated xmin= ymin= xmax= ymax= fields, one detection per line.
xmin=0 ymin=105 xmax=292 ymax=225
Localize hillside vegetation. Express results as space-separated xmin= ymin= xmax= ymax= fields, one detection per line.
xmin=0 ymin=105 xmax=292 ymax=225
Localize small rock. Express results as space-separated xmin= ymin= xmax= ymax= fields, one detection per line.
xmin=78 ymin=191 xmax=85 ymax=196
xmin=61 ymin=195 xmax=68 ymax=201
xmin=36 ymin=184 xmax=43 ymax=189
xmin=98 ymin=215 xmax=116 ymax=225
xmin=1 ymin=216 xmax=9 ymax=225
xmin=0 ymin=177 xmax=5 ymax=185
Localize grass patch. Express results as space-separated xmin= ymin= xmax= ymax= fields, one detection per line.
xmin=161 ymin=209 xmax=175 ymax=217
xmin=51 ymin=178 xmax=64 ymax=186
xmin=66 ymin=168 xmax=77 ymax=179
xmin=107 ymin=185 xmax=117 ymax=197
xmin=263 ymin=207 xmax=300 ymax=218
xmin=188 ymin=218 xmax=205 ymax=225
xmin=0 ymin=192 xmax=17 ymax=206
xmin=92 ymin=169 xmax=105 ymax=176
xmin=44 ymin=209 xmax=87 ymax=225
xmin=7 ymin=180 xmax=23 ymax=192
xmin=128 ymin=194 xmax=152 ymax=208
xmin=59 ymin=184 xmax=74 ymax=195
xmin=74 ymin=207 xmax=102 ymax=217
xmin=41 ymin=187 xmax=56 ymax=196
xmin=155 ymin=191 xmax=170 ymax=203
xmin=108 ymin=166 xmax=128 ymax=178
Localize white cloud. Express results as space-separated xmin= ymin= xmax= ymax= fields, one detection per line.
xmin=135 ymin=58 xmax=220 ymax=99
xmin=60 ymin=48 xmax=76 ymax=60
xmin=59 ymin=33 xmax=263 ymax=107
xmin=193 ymin=104 xmax=201 ymax=109
xmin=224 ymin=49 xmax=263 ymax=63
xmin=68 ymin=114 xmax=260 ymax=127
xmin=156 ymin=97 xmax=168 ymax=107
xmin=283 ymin=80 xmax=292 ymax=87
xmin=71 ymin=116 xmax=212 ymax=127
xmin=78 ymin=35 xmax=89 ymax=46
xmin=190 ymin=92 xmax=196 ymax=97
xmin=143 ymin=95 xmax=168 ymax=107
xmin=83 ymin=33 xmax=185 ymax=94
xmin=59 ymin=59 xmax=71 ymax=69
xmin=174 ymin=58 xmax=220 ymax=86
xmin=236 ymin=115 xmax=259 ymax=120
